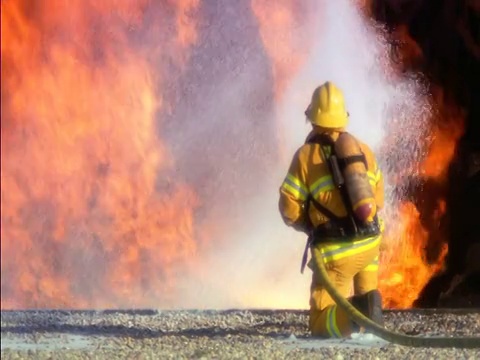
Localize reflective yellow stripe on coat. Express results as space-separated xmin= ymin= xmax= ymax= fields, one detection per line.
xmin=309 ymin=175 xmax=335 ymax=198
xmin=281 ymin=173 xmax=309 ymax=200
xmin=309 ymin=169 xmax=380 ymax=196
xmin=367 ymin=171 xmax=377 ymax=187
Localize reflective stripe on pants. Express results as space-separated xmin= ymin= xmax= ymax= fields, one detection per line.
xmin=309 ymin=240 xmax=380 ymax=338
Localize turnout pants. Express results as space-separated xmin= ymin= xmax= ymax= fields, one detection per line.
xmin=308 ymin=235 xmax=381 ymax=338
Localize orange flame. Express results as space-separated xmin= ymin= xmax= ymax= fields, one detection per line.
xmin=251 ymin=0 xmax=316 ymax=98
xmin=251 ymin=0 xmax=309 ymax=97
xmin=250 ymin=0 xmax=316 ymax=163
xmin=379 ymin=117 xmax=464 ymax=308
xmin=1 ymin=0 xmax=200 ymax=309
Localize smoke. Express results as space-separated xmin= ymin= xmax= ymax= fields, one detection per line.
xmin=176 ymin=0 xmax=431 ymax=309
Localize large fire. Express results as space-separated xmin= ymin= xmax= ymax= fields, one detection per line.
xmin=1 ymin=0 xmax=462 ymax=310
xmin=1 ymin=0 xmax=201 ymax=309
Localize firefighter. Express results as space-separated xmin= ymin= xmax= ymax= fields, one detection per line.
xmin=278 ymin=81 xmax=385 ymax=338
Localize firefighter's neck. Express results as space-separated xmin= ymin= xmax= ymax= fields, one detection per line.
xmin=311 ymin=125 xmax=345 ymax=140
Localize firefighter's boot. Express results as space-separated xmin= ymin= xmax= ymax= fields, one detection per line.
xmin=349 ymin=289 xmax=384 ymax=332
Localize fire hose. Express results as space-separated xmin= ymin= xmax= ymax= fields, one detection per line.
xmin=311 ymin=246 xmax=480 ymax=348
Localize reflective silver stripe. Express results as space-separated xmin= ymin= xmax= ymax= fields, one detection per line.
xmin=281 ymin=174 xmax=308 ymax=200
xmin=310 ymin=175 xmax=334 ymax=198
xmin=327 ymin=306 xmax=342 ymax=338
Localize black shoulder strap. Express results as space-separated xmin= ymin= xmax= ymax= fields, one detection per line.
xmin=308 ymin=132 xmax=369 ymax=171
xmin=306 ymin=132 xmax=335 ymax=147
xmin=305 ymin=132 xmax=358 ymax=233
xmin=310 ymin=196 xmax=343 ymax=221
xmin=338 ymin=155 xmax=368 ymax=170
xmin=305 ymin=133 xmax=344 ymax=221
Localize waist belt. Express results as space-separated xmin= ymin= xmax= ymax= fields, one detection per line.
xmin=311 ymin=218 xmax=381 ymax=244
xmin=312 ymin=220 xmax=351 ymax=239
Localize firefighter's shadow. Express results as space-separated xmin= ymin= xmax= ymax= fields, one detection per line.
xmin=1 ymin=322 xmax=310 ymax=340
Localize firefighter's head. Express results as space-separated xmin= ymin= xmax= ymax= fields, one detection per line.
xmin=304 ymin=81 xmax=349 ymax=129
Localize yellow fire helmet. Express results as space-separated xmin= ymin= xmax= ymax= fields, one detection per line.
xmin=304 ymin=81 xmax=349 ymax=128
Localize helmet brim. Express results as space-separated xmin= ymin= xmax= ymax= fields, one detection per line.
xmin=308 ymin=113 xmax=349 ymax=128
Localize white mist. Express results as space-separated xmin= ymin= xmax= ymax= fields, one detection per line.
xmin=178 ymin=0 xmax=430 ymax=310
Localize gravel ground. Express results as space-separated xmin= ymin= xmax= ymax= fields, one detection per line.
xmin=1 ymin=309 xmax=480 ymax=359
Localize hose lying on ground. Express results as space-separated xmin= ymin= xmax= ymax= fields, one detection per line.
xmin=311 ymin=246 xmax=480 ymax=348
